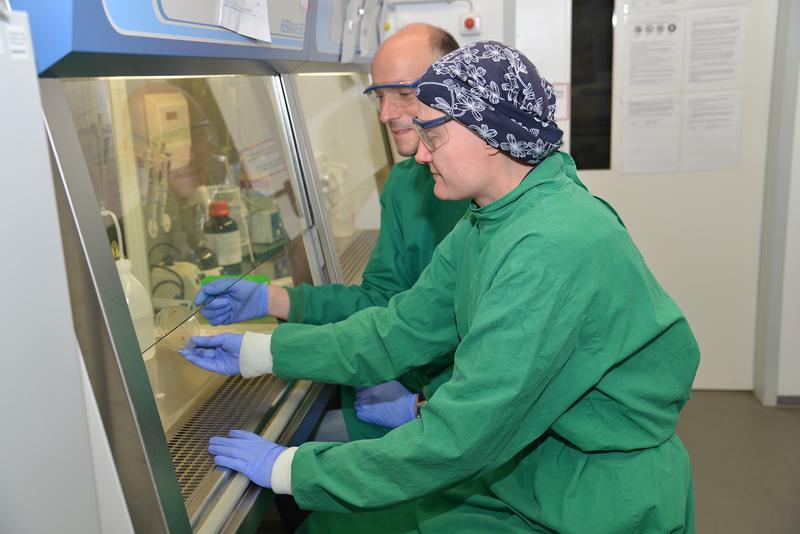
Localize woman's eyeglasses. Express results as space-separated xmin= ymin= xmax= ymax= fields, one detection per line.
xmin=412 ymin=115 xmax=454 ymax=152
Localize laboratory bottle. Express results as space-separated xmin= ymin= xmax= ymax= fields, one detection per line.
xmin=204 ymin=200 xmax=242 ymax=275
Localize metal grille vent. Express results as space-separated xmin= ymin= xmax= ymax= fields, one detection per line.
xmin=168 ymin=375 xmax=284 ymax=502
xmin=340 ymin=229 xmax=380 ymax=285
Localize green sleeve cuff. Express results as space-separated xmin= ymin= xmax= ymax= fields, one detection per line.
xmin=285 ymin=285 xmax=307 ymax=323
xmin=289 ymin=442 xmax=338 ymax=511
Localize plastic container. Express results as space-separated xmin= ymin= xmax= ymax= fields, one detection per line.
xmin=204 ymin=200 xmax=242 ymax=275
xmin=116 ymin=259 xmax=155 ymax=351
xmin=330 ymin=198 xmax=355 ymax=238
xmin=247 ymin=190 xmax=279 ymax=260
xmin=319 ymin=161 xmax=355 ymax=238
xmin=116 ymin=258 xmax=160 ymax=396
xmin=156 ymin=306 xmax=202 ymax=352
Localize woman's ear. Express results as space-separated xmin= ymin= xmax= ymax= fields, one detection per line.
xmin=484 ymin=143 xmax=501 ymax=157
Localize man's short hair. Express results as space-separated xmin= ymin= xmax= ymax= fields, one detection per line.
xmin=429 ymin=27 xmax=459 ymax=58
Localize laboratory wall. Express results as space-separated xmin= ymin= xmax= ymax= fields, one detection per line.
xmin=382 ymin=1 xmax=770 ymax=389
xmin=574 ymin=0 xmax=777 ymax=390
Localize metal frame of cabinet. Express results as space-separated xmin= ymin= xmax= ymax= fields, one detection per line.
xmin=41 ymin=72 xmax=342 ymax=532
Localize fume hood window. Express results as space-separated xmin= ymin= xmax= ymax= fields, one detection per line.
xmin=61 ymin=75 xmax=313 ymax=435
xmin=571 ymin=0 xmax=614 ymax=170
xmin=294 ymin=73 xmax=392 ymax=285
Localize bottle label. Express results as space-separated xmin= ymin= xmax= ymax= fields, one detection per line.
xmin=205 ymin=231 xmax=242 ymax=266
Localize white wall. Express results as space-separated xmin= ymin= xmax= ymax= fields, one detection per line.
xmin=385 ymin=0 xmax=510 ymax=45
xmin=577 ymin=0 xmax=778 ymax=390
xmin=777 ymin=78 xmax=800 ymax=396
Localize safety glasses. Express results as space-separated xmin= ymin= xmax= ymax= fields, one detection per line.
xmin=412 ymin=115 xmax=454 ymax=152
xmin=363 ymin=80 xmax=420 ymax=110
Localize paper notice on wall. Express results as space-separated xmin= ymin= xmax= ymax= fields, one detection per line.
xmin=627 ymin=0 xmax=746 ymax=10
xmin=625 ymin=13 xmax=685 ymax=94
xmin=219 ymin=0 xmax=271 ymax=43
xmin=340 ymin=0 xmax=361 ymax=63
xmin=206 ymin=77 xmax=289 ymax=196
xmin=6 ymin=24 xmax=30 ymax=60
xmin=621 ymin=1 xmax=746 ymax=174
xmin=239 ymin=139 xmax=289 ymax=195
xmin=622 ymin=96 xmax=681 ymax=174
xmin=685 ymin=8 xmax=745 ymax=91
xmin=681 ymin=92 xmax=741 ymax=172
xmin=682 ymin=0 xmax=746 ymax=9
xmin=626 ymin=0 xmax=682 ymax=11
xmin=553 ymin=83 xmax=570 ymax=121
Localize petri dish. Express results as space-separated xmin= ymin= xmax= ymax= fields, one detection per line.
xmin=156 ymin=306 xmax=202 ymax=352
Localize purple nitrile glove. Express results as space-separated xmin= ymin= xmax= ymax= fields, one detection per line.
xmin=194 ymin=279 xmax=268 ymax=325
xmin=209 ymin=430 xmax=286 ymax=488
xmin=354 ymin=380 xmax=417 ymax=429
xmin=179 ymin=333 xmax=243 ymax=376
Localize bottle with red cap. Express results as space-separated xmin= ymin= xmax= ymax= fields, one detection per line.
xmin=203 ymin=200 xmax=242 ymax=275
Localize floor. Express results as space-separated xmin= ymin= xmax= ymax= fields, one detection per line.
xmin=677 ymin=390 xmax=800 ymax=533
xmin=263 ymin=391 xmax=800 ymax=533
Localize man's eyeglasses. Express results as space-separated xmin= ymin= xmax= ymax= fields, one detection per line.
xmin=412 ymin=115 xmax=454 ymax=152
xmin=363 ymin=80 xmax=420 ymax=110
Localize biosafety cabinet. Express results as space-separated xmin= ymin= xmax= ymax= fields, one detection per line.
xmin=11 ymin=0 xmax=392 ymax=531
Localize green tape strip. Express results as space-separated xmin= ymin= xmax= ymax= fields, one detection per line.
xmin=201 ymin=274 xmax=271 ymax=286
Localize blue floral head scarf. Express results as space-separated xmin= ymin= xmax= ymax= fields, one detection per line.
xmin=416 ymin=40 xmax=563 ymax=165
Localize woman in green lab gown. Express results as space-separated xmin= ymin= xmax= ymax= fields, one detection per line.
xmin=184 ymin=40 xmax=699 ymax=533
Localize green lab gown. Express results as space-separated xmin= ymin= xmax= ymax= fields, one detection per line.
xmin=284 ymin=157 xmax=469 ymax=439
xmin=272 ymin=152 xmax=700 ymax=533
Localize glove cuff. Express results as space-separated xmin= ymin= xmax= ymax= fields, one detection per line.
xmin=240 ymin=332 xmax=273 ymax=378
xmin=259 ymin=283 xmax=269 ymax=317
xmin=404 ymin=393 xmax=418 ymax=423
xmin=271 ymin=446 xmax=297 ymax=494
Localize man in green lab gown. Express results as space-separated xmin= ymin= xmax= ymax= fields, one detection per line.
xmin=194 ymin=23 xmax=468 ymax=441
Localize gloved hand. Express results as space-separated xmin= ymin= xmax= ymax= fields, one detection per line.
xmin=179 ymin=333 xmax=243 ymax=376
xmin=209 ymin=430 xmax=287 ymax=488
xmin=354 ymin=380 xmax=418 ymax=429
xmin=194 ymin=279 xmax=268 ymax=325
